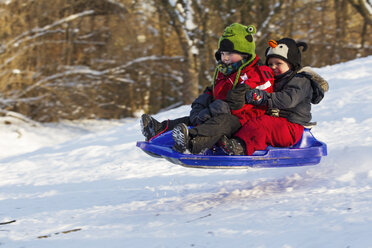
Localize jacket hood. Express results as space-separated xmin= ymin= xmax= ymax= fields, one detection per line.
xmin=298 ymin=66 xmax=329 ymax=104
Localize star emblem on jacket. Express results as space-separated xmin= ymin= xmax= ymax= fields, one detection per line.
xmin=240 ymin=73 xmax=249 ymax=83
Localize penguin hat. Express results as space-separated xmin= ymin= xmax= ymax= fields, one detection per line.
xmin=265 ymin=38 xmax=308 ymax=71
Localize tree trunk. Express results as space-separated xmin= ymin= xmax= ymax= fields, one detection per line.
xmin=181 ymin=52 xmax=198 ymax=104
xmin=159 ymin=0 xmax=199 ymax=104
xmin=347 ymin=0 xmax=372 ymax=27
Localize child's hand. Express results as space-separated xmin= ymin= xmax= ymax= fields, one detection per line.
xmin=208 ymin=99 xmax=230 ymax=116
xmin=246 ymin=89 xmax=269 ymax=106
xmin=225 ymin=84 xmax=251 ymax=110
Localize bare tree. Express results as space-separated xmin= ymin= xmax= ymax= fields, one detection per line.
xmin=155 ymin=0 xmax=199 ymax=104
xmin=348 ymin=0 xmax=372 ymax=26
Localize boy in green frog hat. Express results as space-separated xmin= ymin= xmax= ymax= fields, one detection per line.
xmin=141 ymin=23 xmax=274 ymax=154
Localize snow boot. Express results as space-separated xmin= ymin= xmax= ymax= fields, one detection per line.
xmin=141 ymin=114 xmax=166 ymax=141
xmin=218 ymin=135 xmax=246 ymax=155
xmin=172 ymin=123 xmax=190 ymax=153
xmin=173 ymin=125 xmax=214 ymax=155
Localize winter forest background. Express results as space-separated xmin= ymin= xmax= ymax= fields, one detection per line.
xmin=0 ymin=0 xmax=371 ymax=122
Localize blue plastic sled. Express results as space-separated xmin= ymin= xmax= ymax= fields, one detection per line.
xmin=136 ymin=128 xmax=327 ymax=169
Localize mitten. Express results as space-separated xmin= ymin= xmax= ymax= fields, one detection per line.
xmin=246 ymin=89 xmax=269 ymax=106
xmin=225 ymin=84 xmax=251 ymax=110
xmin=208 ymin=99 xmax=231 ymax=116
xmin=191 ymin=108 xmax=212 ymax=125
xmin=190 ymin=93 xmax=213 ymax=125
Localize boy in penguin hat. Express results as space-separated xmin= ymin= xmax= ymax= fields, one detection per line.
xmin=219 ymin=37 xmax=329 ymax=156
xmin=141 ymin=23 xmax=274 ymax=154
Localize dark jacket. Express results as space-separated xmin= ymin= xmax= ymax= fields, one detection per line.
xmin=267 ymin=67 xmax=329 ymax=126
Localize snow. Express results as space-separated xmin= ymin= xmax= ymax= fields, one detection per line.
xmin=1 ymin=56 xmax=372 ymax=247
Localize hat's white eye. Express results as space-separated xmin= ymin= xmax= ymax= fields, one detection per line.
xmin=247 ymin=26 xmax=254 ymax=32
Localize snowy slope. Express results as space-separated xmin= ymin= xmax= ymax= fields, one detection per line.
xmin=1 ymin=56 xmax=372 ymax=248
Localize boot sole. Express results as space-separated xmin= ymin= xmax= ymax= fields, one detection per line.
xmin=140 ymin=114 xmax=153 ymax=141
xmin=172 ymin=124 xmax=189 ymax=153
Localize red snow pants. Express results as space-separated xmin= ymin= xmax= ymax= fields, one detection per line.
xmin=234 ymin=115 xmax=304 ymax=155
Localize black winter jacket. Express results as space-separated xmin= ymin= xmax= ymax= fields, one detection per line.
xmin=267 ymin=67 xmax=329 ymax=126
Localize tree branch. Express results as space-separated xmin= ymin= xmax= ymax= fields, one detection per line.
xmin=347 ymin=0 xmax=372 ymax=27
xmin=3 ymin=10 xmax=95 ymax=52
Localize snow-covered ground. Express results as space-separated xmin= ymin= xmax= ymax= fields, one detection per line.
xmin=1 ymin=56 xmax=372 ymax=248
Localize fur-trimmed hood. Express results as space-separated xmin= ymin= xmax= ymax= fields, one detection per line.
xmin=298 ymin=66 xmax=329 ymax=104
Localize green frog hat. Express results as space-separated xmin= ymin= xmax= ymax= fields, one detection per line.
xmin=216 ymin=23 xmax=257 ymax=64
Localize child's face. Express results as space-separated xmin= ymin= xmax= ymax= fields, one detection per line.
xmin=220 ymin=51 xmax=243 ymax=65
xmin=267 ymin=57 xmax=291 ymax=76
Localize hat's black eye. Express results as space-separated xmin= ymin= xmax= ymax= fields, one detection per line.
xmin=279 ymin=45 xmax=283 ymax=48
xmin=247 ymin=26 xmax=254 ymax=33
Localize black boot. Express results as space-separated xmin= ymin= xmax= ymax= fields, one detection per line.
xmin=172 ymin=123 xmax=190 ymax=153
xmin=141 ymin=114 xmax=166 ymax=141
xmin=218 ymin=135 xmax=246 ymax=155
xmin=173 ymin=131 xmax=216 ymax=155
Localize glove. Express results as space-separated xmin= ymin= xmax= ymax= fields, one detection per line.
xmin=190 ymin=93 xmax=213 ymax=125
xmin=191 ymin=108 xmax=211 ymax=125
xmin=267 ymin=108 xmax=290 ymax=118
xmin=245 ymin=89 xmax=269 ymax=106
xmin=225 ymin=84 xmax=251 ymax=110
xmin=208 ymin=99 xmax=230 ymax=116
